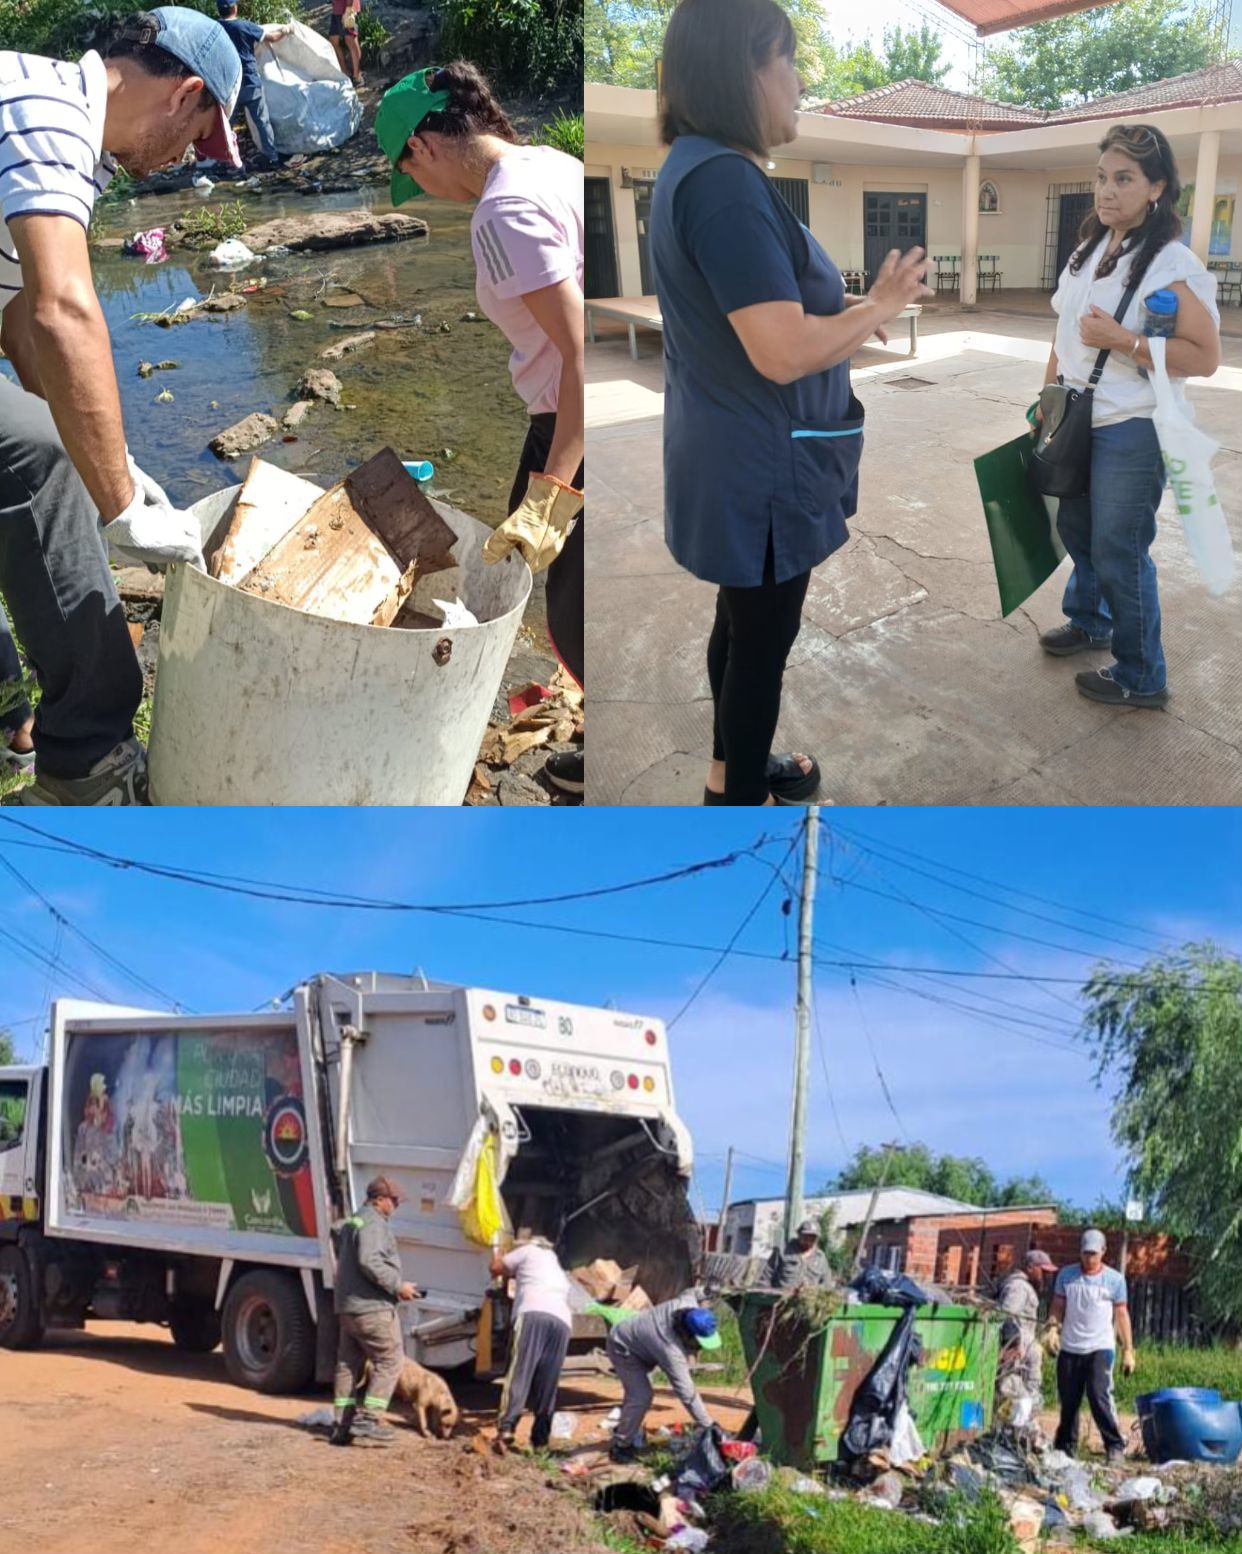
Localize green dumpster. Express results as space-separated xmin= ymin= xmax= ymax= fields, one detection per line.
xmin=736 ymin=1294 xmax=1000 ymax=1471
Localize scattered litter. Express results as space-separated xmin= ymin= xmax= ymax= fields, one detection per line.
xmin=1114 ymin=1477 xmax=1165 ymax=1503
xmin=1082 ymin=1508 xmax=1126 ymax=1539
xmin=731 ymin=1457 xmax=772 ymax=1493
xmin=664 ymin=1529 xmax=709 ymax=1551
xmin=719 ymin=1441 xmax=757 ymax=1463
xmin=859 ymin=1470 xmax=905 ymax=1510
xmin=124 ymin=227 xmax=167 ymax=263
xmin=890 ymin=1403 xmax=926 ymax=1467
xmin=173 ymin=297 xmax=199 ymax=317
xmin=403 ymin=459 xmax=435 ymax=483
xmin=432 ymin=597 xmax=480 ymax=630
xmin=192 ymin=174 xmax=214 ymax=194
xmin=289 ymin=309 xmax=313 ymax=321
xmin=155 ymin=387 xmax=173 ymax=403
xmin=298 ymin=1406 xmax=335 ymax=1429
xmin=603 ymin=1407 xmax=621 ymax=1427
xmin=549 ymin=1411 xmax=577 ymax=1440
xmin=208 ymin=239 xmax=256 ymax=270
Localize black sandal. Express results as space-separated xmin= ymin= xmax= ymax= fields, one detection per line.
xmin=703 ymin=753 xmax=821 ymax=806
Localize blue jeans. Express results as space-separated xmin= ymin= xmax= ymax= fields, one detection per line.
xmin=1056 ymin=416 xmax=1167 ymax=695
xmin=238 ymin=84 xmax=280 ymax=165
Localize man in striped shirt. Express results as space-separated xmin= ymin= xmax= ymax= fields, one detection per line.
xmin=0 ymin=9 xmax=242 ymax=804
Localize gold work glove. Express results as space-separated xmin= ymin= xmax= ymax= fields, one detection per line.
xmin=482 ymin=472 xmax=583 ymax=575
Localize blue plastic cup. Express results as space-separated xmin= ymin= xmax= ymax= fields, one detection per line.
xmin=402 ymin=459 xmax=434 ymax=483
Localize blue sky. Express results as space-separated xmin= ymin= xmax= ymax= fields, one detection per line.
xmin=2 ymin=808 xmax=1238 ymax=1221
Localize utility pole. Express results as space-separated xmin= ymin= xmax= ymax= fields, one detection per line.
xmin=716 ymin=1145 xmax=735 ymax=1254
xmin=784 ymin=805 xmax=820 ymax=1245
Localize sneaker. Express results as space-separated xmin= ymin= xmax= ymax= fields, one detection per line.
xmin=1106 ymin=1448 xmax=1126 ymax=1466
xmin=350 ymin=1414 xmax=396 ymax=1444
xmin=609 ymin=1441 xmax=640 ymax=1464
xmin=2 ymin=741 xmax=35 ymax=773
xmin=1075 ymin=667 xmax=1169 ymax=709
xmin=1039 ymin=624 xmax=1111 ymax=657
xmin=544 ymin=749 xmax=584 ymax=795
xmin=19 ymin=737 xmax=149 ymax=806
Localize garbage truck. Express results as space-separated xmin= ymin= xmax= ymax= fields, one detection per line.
xmin=0 ymin=973 xmax=698 ymax=1393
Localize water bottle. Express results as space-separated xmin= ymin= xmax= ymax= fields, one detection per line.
xmin=1137 ymin=289 xmax=1177 ymax=378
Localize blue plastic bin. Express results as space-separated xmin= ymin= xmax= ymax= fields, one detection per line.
xmin=1136 ymin=1388 xmax=1220 ymax=1461
xmin=1149 ymin=1394 xmax=1242 ymax=1464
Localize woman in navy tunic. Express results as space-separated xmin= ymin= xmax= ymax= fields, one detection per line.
xmin=651 ymin=0 xmax=932 ymax=805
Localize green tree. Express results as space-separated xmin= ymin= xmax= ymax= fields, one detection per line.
xmin=586 ymin=0 xmax=835 ymax=91
xmin=825 ymin=1141 xmax=1054 ymax=1207
xmin=873 ymin=22 xmax=951 ymax=88
xmin=1081 ymin=945 xmax=1242 ymax=1328
xmin=0 ymin=1031 xmax=15 ymax=1066
xmin=980 ymin=0 xmax=1215 ymax=112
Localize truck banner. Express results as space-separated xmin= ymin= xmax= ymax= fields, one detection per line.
xmin=61 ymin=1028 xmax=317 ymax=1239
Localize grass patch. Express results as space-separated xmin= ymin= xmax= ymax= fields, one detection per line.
xmin=178 ymin=201 xmax=248 ymax=249
xmin=1041 ymin=1343 xmax=1242 ymax=1412
xmin=711 ymin=1485 xmax=1020 ymax=1554
xmin=1091 ymin=1538 xmax=1237 ymax=1554
xmin=532 ymin=109 xmax=583 ymax=160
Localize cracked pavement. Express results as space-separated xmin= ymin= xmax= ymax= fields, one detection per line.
xmin=586 ymin=297 xmax=1242 ymax=806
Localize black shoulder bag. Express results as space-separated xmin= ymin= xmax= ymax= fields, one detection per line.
xmin=1027 ymin=271 xmax=1143 ymax=500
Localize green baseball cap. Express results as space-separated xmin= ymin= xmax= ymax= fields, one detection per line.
xmin=375 ymin=67 xmax=451 ymax=206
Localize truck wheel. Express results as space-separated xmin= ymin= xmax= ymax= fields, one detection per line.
xmin=169 ymin=1300 xmax=222 ymax=1353
xmin=222 ymin=1270 xmax=315 ymax=1393
xmin=0 ymin=1243 xmax=45 ymax=1350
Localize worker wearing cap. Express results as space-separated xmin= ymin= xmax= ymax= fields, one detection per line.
xmin=1050 ymin=1229 xmax=1134 ymax=1462
xmin=605 ymin=1291 xmax=721 ymax=1463
xmin=997 ymin=1248 xmax=1057 ymax=1405
xmin=766 ymin=1217 xmax=833 ymax=1291
xmin=0 ymin=8 xmax=242 ymax=805
xmin=374 ymin=64 xmax=585 ymax=796
xmin=330 ymin=1175 xmax=421 ymax=1445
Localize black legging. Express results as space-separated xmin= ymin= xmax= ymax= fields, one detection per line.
xmin=509 ymin=412 xmax=583 ymax=688
xmin=707 ymin=540 xmax=810 ymax=805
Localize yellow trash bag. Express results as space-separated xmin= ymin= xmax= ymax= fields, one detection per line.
xmin=459 ymin=1134 xmax=507 ymax=1246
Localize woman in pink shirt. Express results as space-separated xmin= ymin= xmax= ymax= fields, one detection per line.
xmin=376 ymin=65 xmax=585 ymax=796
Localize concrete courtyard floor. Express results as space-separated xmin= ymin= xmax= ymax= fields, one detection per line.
xmin=586 ymin=295 xmax=1242 ymax=805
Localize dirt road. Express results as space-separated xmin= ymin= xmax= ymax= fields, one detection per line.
xmin=0 ymin=1326 xmax=752 ymax=1554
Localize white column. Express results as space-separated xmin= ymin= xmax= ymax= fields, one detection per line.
xmin=1189 ymin=130 xmax=1221 ymax=264
xmin=961 ymin=153 xmax=980 ymax=308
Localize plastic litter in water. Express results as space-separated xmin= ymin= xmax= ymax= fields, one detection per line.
xmin=192 ymin=174 xmax=214 ymax=195
xmin=208 ymin=239 xmax=256 ymax=270
xmin=403 ymin=459 xmax=435 ymax=483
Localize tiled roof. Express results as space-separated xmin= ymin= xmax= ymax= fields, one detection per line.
xmin=810 ymin=79 xmax=1045 ymax=127
xmin=1046 ymin=58 xmax=1242 ymax=120
xmin=808 ymin=61 xmax=1242 ymax=131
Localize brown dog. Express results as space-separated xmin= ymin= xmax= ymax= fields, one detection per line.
xmin=389 ymin=1359 xmax=461 ymax=1439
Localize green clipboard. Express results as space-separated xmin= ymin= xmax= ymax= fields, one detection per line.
xmin=974 ymin=426 xmax=1067 ymax=616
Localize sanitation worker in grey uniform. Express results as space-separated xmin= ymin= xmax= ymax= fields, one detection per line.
xmin=766 ymin=1218 xmax=833 ymax=1290
xmin=605 ymin=1291 xmax=721 ymax=1463
xmin=330 ymin=1175 xmax=421 ymax=1445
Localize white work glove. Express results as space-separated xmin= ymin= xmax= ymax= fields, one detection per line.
xmin=102 ymin=457 xmax=205 ymax=571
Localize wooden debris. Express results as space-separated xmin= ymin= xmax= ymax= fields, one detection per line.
xmin=210 ymin=459 xmax=318 ymax=584
xmin=321 ymin=330 xmax=377 ymax=361
xmin=344 ymin=448 xmax=457 ymax=580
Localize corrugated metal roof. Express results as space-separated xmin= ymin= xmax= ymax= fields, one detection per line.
xmin=808 ymin=62 xmax=1242 ymax=133
xmin=727 ymin=1188 xmax=1056 ymax=1226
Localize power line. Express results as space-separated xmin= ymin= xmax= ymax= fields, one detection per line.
xmin=0 ymin=855 xmax=187 ymax=1012
xmin=813 ymin=993 xmax=851 ymax=1159
xmin=0 ymin=817 xmax=793 ymax=916
xmin=0 ymin=923 xmax=115 ymax=1004
xmin=668 ymin=834 xmax=800 ymax=1029
xmin=850 ymin=974 xmax=911 ymax=1141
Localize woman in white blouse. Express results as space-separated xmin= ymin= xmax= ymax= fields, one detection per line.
xmin=1036 ymin=122 xmax=1221 ymax=708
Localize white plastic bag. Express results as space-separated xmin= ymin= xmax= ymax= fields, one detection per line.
xmin=434 ymin=597 xmax=481 ymax=628
xmin=208 ymin=239 xmax=255 ymax=270
xmin=255 ymin=20 xmax=361 ymax=154
xmin=1148 ymin=335 xmax=1235 ymax=595
xmin=889 ymin=1403 xmax=926 ymax=1466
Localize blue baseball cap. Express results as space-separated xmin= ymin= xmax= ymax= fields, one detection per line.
xmin=681 ymin=1307 xmax=722 ymax=1351
xmin=117 ymin=8 xmax=243 ymax=166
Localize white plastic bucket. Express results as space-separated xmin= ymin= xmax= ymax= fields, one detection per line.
xmin=147 ymin=485 xmax=531 ymax=805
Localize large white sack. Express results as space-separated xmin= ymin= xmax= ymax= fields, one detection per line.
xmin=255 ymin=19 xmax=362 ymax=155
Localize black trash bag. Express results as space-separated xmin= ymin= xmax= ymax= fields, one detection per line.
xmin=970 ymin=1432 xmax=1033 ymax=1485
xmin=851 ymin=1267 xmax=931 ymax=1309
xmin=675 ymin=1424 xmax=732 ymax=1496
xmin=840 ymin=1305 xmax=924 ymax=1461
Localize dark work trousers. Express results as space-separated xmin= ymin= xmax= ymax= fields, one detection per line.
xmin=0 ymin=378 xmax=142 ymax=777
xmin=707 ymin=537 xmax=811 ymax=805
xmin=1055 ymin=1348 xmax=1124 ymax=1455
xmin=498 ymin=1311 xmax=571 ymax=1447
xmin=0 ymin=602 xmax=31 ymax=734
xmin=508 ymin=412 xmax=583 ymax=688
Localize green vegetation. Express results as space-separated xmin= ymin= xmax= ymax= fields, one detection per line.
xmin=1082 ymin=946 xmax=1242 ymax=1332
xmin=711 ymin=1485 xmax=1020 ymax=1554
xmin=438 ymin=0 xmax=581 ymax=94
xmin=714 ymin=1300 xmax=749 ymax=1388
xmin=1041 ymin=1342 xmax=1242 ymax=1413
xmin=532 ymin=110 xmax=583 ymax=161
xmin=825 ymin=1143 xmax=1054 ymax=1211
xmin=0 ymin=1033 xmax=16 ymax=1066
xmin=356 ymin=9 xmax=389 ymax=64
xmin=178 ymin=200 xmax=248 ymax=247
xmin=980 ymin=0 xmax=1216 ymax=111
xmin=0 ymin=0 xmax=299 ymax=60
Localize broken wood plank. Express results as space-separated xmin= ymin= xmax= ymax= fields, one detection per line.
xmin=344 ymin=448 xmax=457 ymax=576
xmin=211 ymin=458 xmax=320 ymax=584
xmin=237 ymin=480 xmax=405 ymax=625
